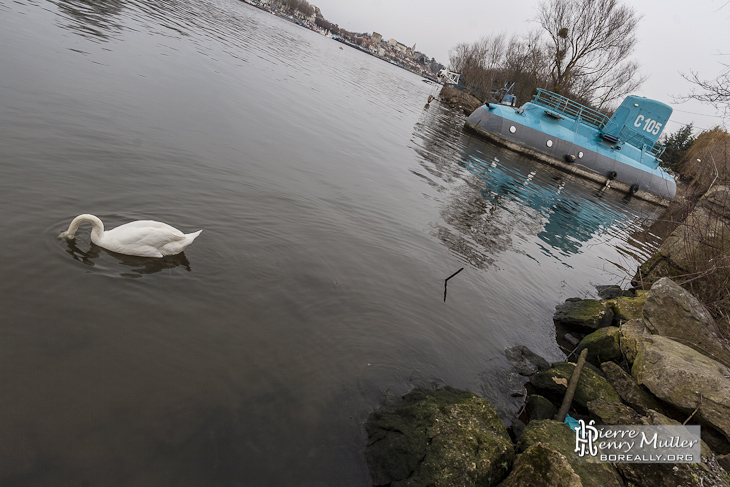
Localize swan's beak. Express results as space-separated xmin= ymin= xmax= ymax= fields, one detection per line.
xmin=58 ymin=231 xmax=72 ymax=239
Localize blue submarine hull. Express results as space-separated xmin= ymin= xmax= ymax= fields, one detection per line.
xmin=464 ymin=98 xmax=677 ymax=205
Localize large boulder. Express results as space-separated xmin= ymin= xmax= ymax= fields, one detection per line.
xmin=587 ymin=399 xmax=642 ymax=425
xmin=505 ymin=346 xmax=550 ymax=376
xmin=516 ymin=420 xmax=623 ymax=487
xmin=698 ymin=184 xmax=730 ymax=219
xmin=529 ymin=362 xmax=621 ymax=408
xmin=554 ymin=298 xmax=614 ymax=330
xmin=634 ymin=186 xmax=730 ymax=318
xmin=639 ymin=409 xmax=712 ymax=459
xmin=642 ymin=277 xmax=730 ymax=367
xmin=600 ymin=361 xmax=663 ymax=415
xmin=619 ymin=319 xmax=651 ymax=364
xmin=365 ymin=388 xmax=514 ymax=487
xmin=574 ymin=327 xmax=622 ymax=367
xmin=590 ymin=405 xmax=716 ymax=462
xmin=631 ymin=335 xmax=730 ymax=441
xmin=616 ymin=414 xmax=724 ymax=487
xmin=616 ymin=457 xmax=723 ymax=487
xmin=439 ymin=85 xmax=482 ymax=114
xmin=526 ymin=395 xmax=558 ymax=422
xmin=610 ymin=293 xmax=647 ymax=323
xmin=617 ymin=405 xmax=730 ymax=487
xmin=596 ymin=285 xmax=626 ymax=300
xmin=498 ymin=443 xmax=582 ymax=487
xmin=657 ymin=185 xmax=730 ymax=272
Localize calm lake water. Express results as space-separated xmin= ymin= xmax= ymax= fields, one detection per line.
xmin=0 ymin=0 xmax=663 ymax=485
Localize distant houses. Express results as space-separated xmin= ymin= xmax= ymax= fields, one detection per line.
xmin=346 ymin=32 xmax=442 ymax=79
xmin=240 ymin=0 xmax=444 ymax=80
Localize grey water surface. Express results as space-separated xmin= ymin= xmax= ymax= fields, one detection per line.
xmin=0 ymin=0 xmax=663 ymax=484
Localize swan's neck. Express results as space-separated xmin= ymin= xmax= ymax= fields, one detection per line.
xmin=62 ymin=214 xmax=105 ymax=241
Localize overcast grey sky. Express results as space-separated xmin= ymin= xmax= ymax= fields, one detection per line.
xmin=312 ymin=0 xmax=728 ymax=133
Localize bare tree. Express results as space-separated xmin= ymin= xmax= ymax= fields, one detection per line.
xmin=449 ymin=34 xmax=507 ymax=86
xmin=677 ymin=1 xmax=729 ymax=118
xmin=681 ymin=63 xmax=730 ymax=119
xmin=503 ymin=30 xmax=551 ymax=103
xmin=449 ymin=33 xmax=550 ymax=103
xmin=449 ymin=34 xmax=525 ymax=100
xmin=536 ymin=0 xmax=643 ymax=109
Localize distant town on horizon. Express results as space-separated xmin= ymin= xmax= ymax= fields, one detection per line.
xmin=242 ymin=0 xmax=446 ymax=81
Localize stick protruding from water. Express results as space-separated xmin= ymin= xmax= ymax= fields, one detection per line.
xmin=443 ymin=267 xmax=464 ymax=302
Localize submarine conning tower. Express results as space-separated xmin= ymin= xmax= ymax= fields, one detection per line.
xmin=600 ymin=96 xmax=673 ymax=154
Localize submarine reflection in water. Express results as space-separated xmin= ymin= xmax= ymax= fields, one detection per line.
xmin=457 ymin=141 xmax=656 ymax=260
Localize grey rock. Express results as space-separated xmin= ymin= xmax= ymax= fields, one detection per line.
xmin=596 ymin=285 xmax=624 ymax=300
xmin=506 ymin=371 xmax=528 ymax=397
xmin=640 ymin=409 xmax=712 ymax=459
xmin=517 ymin=420 xmax=623 ymax=487
xmin=619 ymin=319 xmax=650 ymax=365
xmin=658 ymin=185 xmax=730 ymax=273
xmin=439 ymin=85 xmax=482 ymax=113
xmin=554 ymin=299 xmax=614 ymax=330
xmin=499 ymin=443 xmax=583 ymax=487
xmin=365 ymin=387 xmax=514 ymax=487
xmin=643 ymin=277 xmax=730 ymax=366
xmin=526 ymin=394 xmax=558 ymax=421
xmin=610 ymin=293 xmax=648 ymax=323
xmin=631 ymin=335 xmax=730 ymax=441
xmin=587 ymin=399 xmax=642 ymax=425
xmin=600 ymin=361 xmax=663 ymax=415
xmin=574 ymin=327 xmax=622 ymax=367
xmin=505 ymin=345 xmax=551 ymax=376
xmin=529 ymin=362 xmax=621 ymax=408
xmin=617 ymin=461 xmax=718 ymax=487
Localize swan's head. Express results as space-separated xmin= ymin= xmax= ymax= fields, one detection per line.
xmin=59 ymin=214 xmax=103 ymax=240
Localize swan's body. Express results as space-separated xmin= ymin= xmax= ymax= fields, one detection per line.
xmin=59 ymin=214 xmax=202 ymax=258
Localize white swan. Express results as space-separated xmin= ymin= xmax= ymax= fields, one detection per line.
xmin=59 ymin=214 xmax=202 ymax=258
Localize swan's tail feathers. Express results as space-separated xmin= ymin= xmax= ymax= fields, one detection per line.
xmin=186 ymin=230 xmax=203 ymax=243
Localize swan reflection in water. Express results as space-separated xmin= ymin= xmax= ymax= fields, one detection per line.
xmin=60 ymin=237 xmax=192 ymax=277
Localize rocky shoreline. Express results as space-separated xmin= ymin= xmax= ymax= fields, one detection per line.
xmin=363 ymin=185 xmax=730 ymax=484
xmin=364 ymin=277 xmax=730 ymax=486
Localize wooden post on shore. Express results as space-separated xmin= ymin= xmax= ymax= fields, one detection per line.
xmin=555 ymin=348 xmax=589 ymax=423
